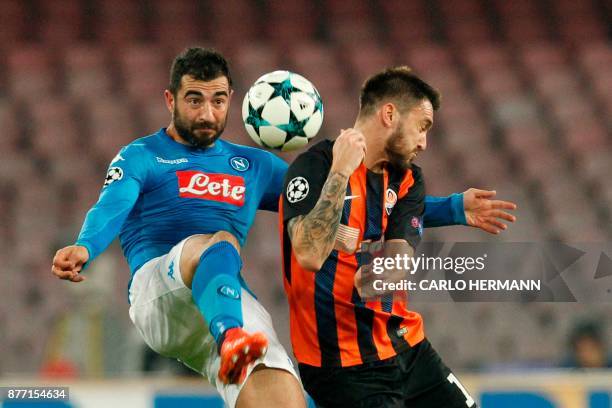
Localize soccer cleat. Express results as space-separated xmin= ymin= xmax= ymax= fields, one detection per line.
xmin=218 ymin=327 xmax=268 ymax=385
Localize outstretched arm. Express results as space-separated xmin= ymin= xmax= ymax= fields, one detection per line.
xmin=463 ymin=188 xmax=517 ymax=234
xmin=75 ymin=176 xmax=141 ymax=261
xmin=52 ymin=146 xmax=145 ymax=282
xmin=52 ymin=176 xmax=140 ymax=282
xmin=424 ymin=188 xmax=516 ymax=234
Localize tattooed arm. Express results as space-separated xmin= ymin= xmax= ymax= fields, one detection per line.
xmin=287 ymin=129 xmax=366 ymax=271
xmin=287 ymin=171 xmax=349 ymax=270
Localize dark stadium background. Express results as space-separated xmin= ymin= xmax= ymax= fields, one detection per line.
xmin=0 ymin=0 xmax=611 ymax=406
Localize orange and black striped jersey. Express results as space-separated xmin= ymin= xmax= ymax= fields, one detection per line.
xmin=279 ymin=140 xmax=426 ymax=368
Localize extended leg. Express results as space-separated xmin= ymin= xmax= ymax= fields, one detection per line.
xmin=180 ymin=231 xmax=268 ymax=384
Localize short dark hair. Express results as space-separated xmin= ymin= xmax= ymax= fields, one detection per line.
xmin=359 ymin=66 xmax=440 ymax=117
xmin=169 ymin=47 xmax=232 ymax=95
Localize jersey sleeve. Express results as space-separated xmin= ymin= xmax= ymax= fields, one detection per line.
xmin=258 ymin=152 xmax=289 ymax=212
xmin=384 ymin=166 xmax=425 ymax=249
xmin=281 ymin=147 xmax=331 ymax=224
xmin=75 ymin=145 xmax=148 ymax=267
xmin=423 ymin=193 xmax=466 ymax=227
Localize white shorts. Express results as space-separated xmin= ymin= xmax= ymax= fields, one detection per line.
xmin=128 ymin=236 xmax=300 ymax=408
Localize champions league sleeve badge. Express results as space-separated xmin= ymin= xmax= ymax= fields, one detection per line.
xmin=104 ymin=167 xmax=124 ymax=187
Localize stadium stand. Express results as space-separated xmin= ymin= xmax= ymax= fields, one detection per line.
xmin=0 ymin=0 xmax=610 ymax=376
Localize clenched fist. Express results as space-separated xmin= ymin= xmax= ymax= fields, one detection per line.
xmin=331 ymin=128 xmax=367 ymax=177
xmin=52 ymin=245 xmax=89 ymax=283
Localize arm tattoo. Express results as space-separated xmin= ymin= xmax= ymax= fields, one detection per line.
xmin=288 ymin=171 xmax=349 ymax=266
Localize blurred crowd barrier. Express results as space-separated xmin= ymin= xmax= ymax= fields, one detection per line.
xmin=2 ymin=373 xmax=612 ymax=408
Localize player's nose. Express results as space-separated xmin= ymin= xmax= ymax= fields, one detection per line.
xmin=417 ymin=135 xmax=427 ymax=151
xmin=198 ymin=101 xmax=215 ymax=121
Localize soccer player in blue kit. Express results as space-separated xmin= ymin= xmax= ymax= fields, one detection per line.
xmin=52 ymin=48 xmax=516 ymax=407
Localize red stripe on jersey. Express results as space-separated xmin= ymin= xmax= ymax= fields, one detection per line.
xmin=397 ymin=169 xmax=415 ymax=199
xmin=279 ymin=199 xmax=322 ymax=366
xmin=334 ymin=165 xmax=367 ymax=366
xmin=393 ymin=168 xmax=424 ymax=346
xmin=382 ymin=167 xmax=390 ymax=231
xmin=361 ymin=167 xmax=397 ymax=361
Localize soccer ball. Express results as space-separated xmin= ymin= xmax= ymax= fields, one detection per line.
xmin=242 ymin=70 xmax=324 ymax=151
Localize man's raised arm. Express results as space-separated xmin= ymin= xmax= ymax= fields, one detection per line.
xmin=286 ymin=129 xmax=366 ymax=271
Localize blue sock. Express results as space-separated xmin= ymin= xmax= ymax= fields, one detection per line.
xmin=191 ymin=241 xmax=243 ymax=347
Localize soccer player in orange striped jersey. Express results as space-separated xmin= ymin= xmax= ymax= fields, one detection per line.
xmin=280 ymin=67 xmax=480 ymax=407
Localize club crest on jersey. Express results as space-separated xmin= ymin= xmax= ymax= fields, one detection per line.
xmin=385 ymin=188 xmax=398 ymax=215
xmin=104 ymin=167 xmax=123 ymax=187
xmin=177 ymin=170 xmax=246 ymax=206
xmin=229 ymin=156 xmax=250 ymax=172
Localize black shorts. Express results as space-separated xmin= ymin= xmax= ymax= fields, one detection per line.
xmin=299 ymin=338 xmax=477 ymax=408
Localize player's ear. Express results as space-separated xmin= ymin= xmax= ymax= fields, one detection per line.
xmin=380 ymin=103 xmax=395 ymax=128
xmin=164 ymin=89 xmax=175 ymax=113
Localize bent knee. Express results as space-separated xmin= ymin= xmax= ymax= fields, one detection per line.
xmin=185 ymin=232 xmax=240 ymax=260
xmin=210 ymin=231 xmax=240 ymax=250
xmin=180 ymin=232 xmax=241 ymax=287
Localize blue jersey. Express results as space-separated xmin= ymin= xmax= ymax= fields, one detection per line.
xmin=75 ymin=128 xmax=466 ymax=282
xmin=76 ymin=128 xmax=287 ymax=276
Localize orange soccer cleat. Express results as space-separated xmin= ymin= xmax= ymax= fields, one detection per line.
xmin=218 ymin=327 xmax=268 ymax=385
